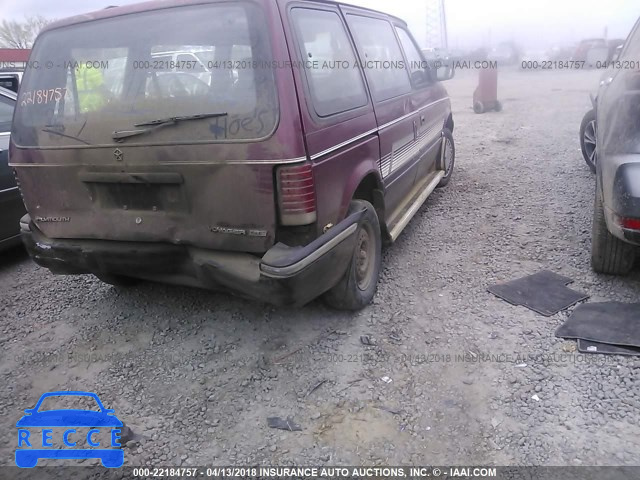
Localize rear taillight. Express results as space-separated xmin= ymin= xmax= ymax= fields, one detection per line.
xmin=618 ymin=216 xmax=640 ymax=231
xmin=276 ymin=163 xmax=317 ymax=226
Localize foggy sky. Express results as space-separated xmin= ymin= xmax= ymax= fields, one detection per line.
xmin=1 ymin=0 xmax=638 ymax=50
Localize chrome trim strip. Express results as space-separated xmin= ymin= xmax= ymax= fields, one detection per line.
xmin=9 ymin=164 xmax=74 ymax=167
xmin=309 ymin=128 xmax=378 ymax=161
xmin=10 ymin=156 xmax=310 ymax=167
xmin=0 ymin=186 xmax=18 ymax=194
xmin=380 ymin=155 xmax=391 ymax=178
xmin=377 ymin=97 xmax=450 ymax=131
xmin=379 ymin=125 xmax=441 ymax=179
xmin=160 ymin=157 xmax=309 ymax=165
xmin=260 ymin=223 xmax=358 ymax=278
xmin=389 ymin=171 xmax=444 ymax=242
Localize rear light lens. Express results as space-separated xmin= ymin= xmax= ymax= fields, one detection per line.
xmin=276 ymin=163 xmax=317 ymax=226
xmin=618 ymin=216 xmax=640 ymax=231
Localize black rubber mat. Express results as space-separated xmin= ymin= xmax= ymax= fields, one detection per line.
xmin=577 ymin=339 xmax=640 ymax=356
xmin=487 ymin=270 xmax=589 ymax=316
xmin=555 ymin=302 xmax=640 ymax=348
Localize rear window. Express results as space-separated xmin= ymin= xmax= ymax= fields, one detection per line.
xmin=12 ymin=2 xmax=278 ymax=147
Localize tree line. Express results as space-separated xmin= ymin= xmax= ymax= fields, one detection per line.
xmin=0 ymin=16 xmax=53 ymax=49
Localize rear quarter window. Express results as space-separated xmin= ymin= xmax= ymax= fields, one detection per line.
xmin=290 ymin=8 xmax=368 ymax=118
xmin=347 ymin=15 xmax=412 ymax=103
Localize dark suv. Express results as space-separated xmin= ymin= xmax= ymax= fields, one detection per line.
xmin=11 ymin=0 xmax=455 ymax=309
xmin=590 ymin=17 xmax=640 ymax=274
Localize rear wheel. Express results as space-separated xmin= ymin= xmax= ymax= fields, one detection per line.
xmin=580 ymin=109 xmax=597 ymax=173
xmin=95 ymin=273 xmax=139 ymax=287
xmin=591 ymin=190 xmax=635 ymax=275
xmin=324 ymin=200 xmax=381 ymax=310
xmin=473 ymin=101 xmax=484 ymax=114
xmin=437 ymin=128 xmax=456 ymax=188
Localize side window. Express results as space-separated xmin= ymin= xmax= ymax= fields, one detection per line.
xmin=0 ymin=75 xmax=19 ymax=93
xmin=0 ymin=95 xmax=15 ymax=132
xmin=347 ymin=15 xmax=412 ymax=102
xmin=291 ymin=8 xmax=368 ymax=117
xmin=396 ymin=27 xmax=430 ymax=88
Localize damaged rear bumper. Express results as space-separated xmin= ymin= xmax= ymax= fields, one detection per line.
xmin=20 ymin=211 xmax=363 ymax=307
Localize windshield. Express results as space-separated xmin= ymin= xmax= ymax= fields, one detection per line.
xmin=12 ymin=2 xmax=278 ymax=147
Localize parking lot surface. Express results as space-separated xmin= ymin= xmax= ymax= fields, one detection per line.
xmin=1 ymin=68 xmax=639 ymax=467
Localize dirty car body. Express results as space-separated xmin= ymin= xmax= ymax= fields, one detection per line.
xmin=12 ymin=0 xmax=454 ymax=308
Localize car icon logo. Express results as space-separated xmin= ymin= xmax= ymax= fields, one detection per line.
xmin=15 ymin=391 xmax=124 ymax=468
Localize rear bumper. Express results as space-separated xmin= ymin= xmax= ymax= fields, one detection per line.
xmin=20 ymin=211 xmax=363 ymax=307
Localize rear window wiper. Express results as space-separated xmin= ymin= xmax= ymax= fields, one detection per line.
xmin=112 ymin=112 xmax=228 ymax=142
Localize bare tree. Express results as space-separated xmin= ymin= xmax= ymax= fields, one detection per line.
xmin=0 ymin=15 xmax=52 ymax=49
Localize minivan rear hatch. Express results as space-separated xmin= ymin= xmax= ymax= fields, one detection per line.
xmin=11 ymin=1 xmax=294 ymax=253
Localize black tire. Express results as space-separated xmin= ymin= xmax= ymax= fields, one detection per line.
xmin=591 ymin=190 xmax=635 ymax=275
xmin=494 ymin=100 xmax=503 ymax=112
xmin=437 ymin=128 xmax=456 ymax=188
xmin=473 ymin=101 xmax=484 ymax=114
xmin=95 ymin=273 xmax=139 ymax=287
xmin=324 ymin=200 xmax=382 ymax=310
xmin=580 ymin=109 xmax=597 ymax=174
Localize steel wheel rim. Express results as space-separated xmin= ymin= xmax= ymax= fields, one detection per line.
xmin=584 ymin=120 xmax=597 ymax=166
xmin=442 ymin=137 xmax=453 ymax=174
xmin=355 ymin=224 xmax=374 ymax=291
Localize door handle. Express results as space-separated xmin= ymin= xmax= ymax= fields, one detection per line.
xmin=420 ymin=115 xmax=426 ymax=124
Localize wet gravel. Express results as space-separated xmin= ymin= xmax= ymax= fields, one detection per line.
xmin=1 ymin=68 xmax=639 ymax=469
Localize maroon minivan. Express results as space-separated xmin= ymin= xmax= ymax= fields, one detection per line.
xmin=11 ymin=0 xmax=455 ymax=309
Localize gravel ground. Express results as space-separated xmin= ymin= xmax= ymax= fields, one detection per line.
xmin=1 ymin=68 xmax=639 ymax=469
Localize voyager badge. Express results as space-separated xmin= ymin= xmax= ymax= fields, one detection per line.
xmin=210 ymin=226 xmax=267 ymax=237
